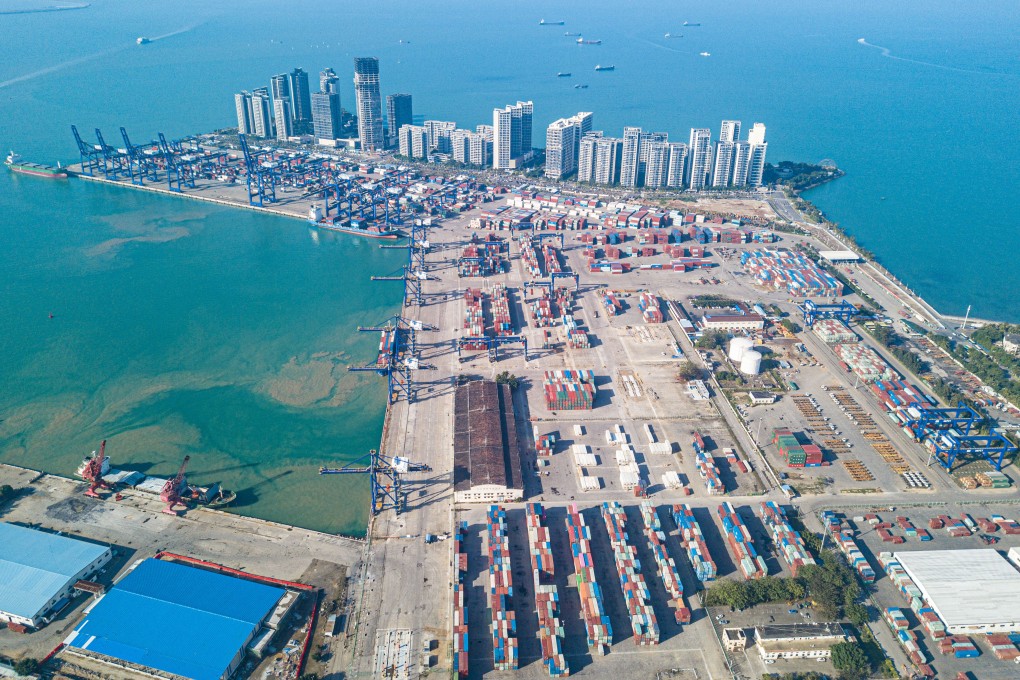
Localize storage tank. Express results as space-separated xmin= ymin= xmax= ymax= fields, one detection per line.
xmin=728 ymin=337 xmax=754 ymax=362
xmin=740 ymin=350 xmax=762 ymax=375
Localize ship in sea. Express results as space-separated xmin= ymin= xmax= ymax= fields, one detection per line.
xmin=664 ymin=32 xmax=682 ymax=38
xmin=136 ymin=36 xmax=150 ymax=44
xmin=699 ymin=52 xmax=711 ymax=57
xmin=5 ymin=151 xmax=68 ymax=179
xmin=557 ymin=72 xmax=572 ymax=77
xmin=308 ymin=205 xmax=400 ymax=240
xmin=594 ymin=64 xmax=615 ymax=72
xmin=577 ymin=37 xmax=602 ymax=45
xmin=574 ymin=84 xmax=589 ymax=89
xmin=539 ymin=19 xmax=565 ymax=25
xmin=683 ymin=21 xmax=701 ymax=26
xmin=563 ymin=32 xmax=580 ymax=37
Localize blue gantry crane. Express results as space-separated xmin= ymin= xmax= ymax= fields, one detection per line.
xmin=348 ymin=316 xmax=436 ymax=403
xmin=238 ymin=133 xmax=277 ymax=206
xmin=120 ymin=127 xmax=159 ymax=186
xmin=318 ymin=449 xmax=430 ymax=516
xmin=906 ymin=402 xmax=1017 ymax=471
xmin=93 ymin=128 xmax=129 ymax=180
xmin=456 ymin=335 xmax=528 ymax=362
xmin=801 ymin=299 xmax=858 ymax=326
xmin=71 ymin=125 xmax=104 ymax=176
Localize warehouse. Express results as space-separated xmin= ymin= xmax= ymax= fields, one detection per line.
xmin=700 ymin=313 xmax=765 ymax=331
xmin=0 ymin=522 xmax=113 ymax=629
xmin=817 ymin=250 xmax=860 ymax=263
xmin=754 ymin=622 xmax=848 ymax=660
xmin=453 ymin=380 xmax=524 ymax=503
xmin=895 ymin=549 xmax=1020 ymax=634
xmin=64 ymin=558 xmax=288 ymax=680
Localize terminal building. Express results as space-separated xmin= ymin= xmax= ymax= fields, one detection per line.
xmin=754 ymin=622 xmax=848 ymax=661
xmin=0 ymin=522 xmax=113 ymax=629
xmin=453 ymin=380 xmax=524 ymax=503
xmin=64 ymin=558 xmax=293 ymax=680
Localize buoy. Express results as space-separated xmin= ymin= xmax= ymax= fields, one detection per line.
xmin=48 ymin=313 xmax=54 ymax=319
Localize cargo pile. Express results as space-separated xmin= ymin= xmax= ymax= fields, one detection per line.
xmin=723 ymin=448 xmax=748 ymax=474
xmin=691 ymin=431 xmax=706 ymax=455
xmin=939 ymin=636 xmax=979 ymax=659
xmin=567 ymin=328 xmax=590 ymax=349
xmin=601 ymin=502 xmax=659 ymax=645
xmin=638 ymin=292 xmax=663 ymax=323
xmin=758 ymin=501 xmax=816 ymax=576
xmin=463 ymin=289 xmax=485 ymax=339
xmin=739 ymin=249 xmax=843 ymax=297
xmin=897 ymin=628 xmax=927 ymax=666
xmin=772 ymin=429 xmax=822 ymax=467
xmin=820 ymin=511 xmax=876 ymax=582
xmin=717 ymin=502 xmax=767 ymax=580
xmin=695 ymin=451 xmax=724 ymax=495
xmin=639 ymin=502 xmax=690 ymax=626
xmin=490 ymin=284 xmax=513 ymax=336
xmin=984 ymin=634 xmax=1020 ymax=660
xmin=812 ymin=318 xmax=857 ymax=344
xmin=601 ymin=290 xmax=622 ymax=316
xmin=459 ymin=244 xmax=502 ymax=277
xmin=534 ymin=427 xmax=556 ymax=457
xmin=542 ymin=244 xmax=563 ymax=277
xmin=544 ymin=370 xmax=597 ymax=410
xmin=833 ymin=343 xmax=898 ymax=383
xmin=976 ymin=471 xmax=1012 ymax=488
xmin=485 ymin=505 xmax=518 ymax=670
xmin=671 ymin=504 xmax=717 ymax=581
xmin=869 ymin=379 xmax=934 ymax=420
xmin=995 ymin=515 xmax=1020 ymax=534
xmin=453 ymin=522 xmax=469 ymax=677
xmin=564 ymin=504 xmax=613 ymax=654
xmin=883 ymin=607 xmax=909 ymax=631
xmin=877 ymin=552 xmax=951 ymax=645
xmin=524 ymin=504 xmax=569 ymax=677
xmin=520 ymin=237 xmax=543 ymax=277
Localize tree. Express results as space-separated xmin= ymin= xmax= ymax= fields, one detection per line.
xmin=844 ymin=602 xmax=869 ymax=627
xmin=676 ymin=361 xmax=702 ymax=381
xmin=780 ymin=318 xmax=802 ymax=334
xmin=830 ymin=641 xmax=868 ymax=678
xmin=13 ymin=659 xmax=39 ymax=676
xmin=494 ymin=371 xmax=520 ymax=389
xmin=0 ymin=484 xmax=14 ymax=500
xmin=696 ymin=330 xmax=727 ymax=349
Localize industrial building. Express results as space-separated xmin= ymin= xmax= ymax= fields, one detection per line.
xmin=453 ymin=380 xmax=524 ymax=503
xmin=754 ymin=623 xmax=848 ymax=661
xmin=0 ymin=522 xmax=113 ymax=629
xmin=64 ymin=558 xmax=290 ymax=680
xmin=895 ymin=549 xmax=1020 ymax=634
xmin=700 ymin=313 xmax=765 ymax=331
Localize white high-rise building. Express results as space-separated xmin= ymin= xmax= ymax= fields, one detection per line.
xmin=644 ymin=139 xmax=671 ymax=188
xmin=451 ymin=129 xmax=471 ymax=163
xmin=353 ymin=57 xmax=383 ymax=151
xmin=251 ymin=89 xmax=273 ymax=138
xmin=712 ymin=140 xmax=736 ymax=187
xmin=544 ymin=118 xmax=578 ymax=179
xmin=492 ymin=101 xmax=534 ymax=169
xmin=469 ymin=131 xmax=490 ymax=166
xmin=577 ymin=132 xmax=602 ymax=183
xmin=748 ymin=122 xmax=766 ymax=146
xmin=620 ymin=127 xmax=642 ymax=187
xmin=666 ymin=143 xmax=688 ymax=188
xmin=273 ymin=98 xmax=293 ymax=140
xmin=687 ymin=128 xmax=713 ymax=190
xmin=235 ymin=92 xmax=254 ymax=135
xmin=593 ymin=136 xmax=622 ymax=185
xmin=720 ymin=120 xmax=741 ymax=143
xmin=732 ymin=141 xmax=752 ymax=186
xmin=398 ymin=124 xmax=428 ymax=159
xmin=424 ymin=120 xmax=456 ymax=154
xmin=747 ymin=123 xmax=767 ymax=186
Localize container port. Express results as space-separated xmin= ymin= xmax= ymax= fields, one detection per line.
xmin=543 ymin=369 xmax=597 ymax=410
xmin=639 ymin=501 xmax=691 ymax=626
xmin=564 ymin=504 xmax=613 ymax=655
xmin=739 ymin=249 xmax=843 ymax=297
xmin=453 ymin=522 xmax=469 ymax=677
xmin=600 ymin=502 xmax=659 ymax=645
xmin=486 ymin=505 xmax=519 ymax=671
xmin=671 ymin=504 xmax=717 ymax=581
xmin=820 ymin=511 xmax=876 ymax=582
xmin=833 ymin=342 xmax=898 ymax=383
xmin=717 ymin=502 xmax=768 ymax=580
xmin=758 ymin=501 xmax=816 ymax=576
xmin=525 ymin=503 xmax=570 ymax=677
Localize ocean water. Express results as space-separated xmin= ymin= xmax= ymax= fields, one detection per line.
xmin=1 ymin=1 xmax=1018 ymax=530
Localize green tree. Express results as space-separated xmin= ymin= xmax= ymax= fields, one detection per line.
xmin=844 ymin=602 xmax=869 ymax=627
xmin=494 ymin=371 xmax=520 ymax=389
xmin=13 ymin=658 xmax=39 ymax=676
xmin=676 ymin=361 xmax=702 ymax=381
xmin=830 ymin=641 xmax=868 ymax=678
xmin=780 ymin=318 xmax=802 ymax=334
xmin=0 ymin=484 xmax=14 ymax=500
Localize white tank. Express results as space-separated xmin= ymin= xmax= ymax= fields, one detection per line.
xmin=728 ymin=337 xmax=754 ymax=362
xmin=740 ymin=350 xmax=763 ymax=375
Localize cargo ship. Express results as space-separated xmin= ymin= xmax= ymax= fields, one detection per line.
xmin=5 ymin=151 xmax=69 ymax=179
xmin=74 ymin=449 xmax=235 ymax=508
xmin=577 ymin=38 xmax=602 ymax=45
xmin=683 ymin=21 xmax=701 ymax=26
xmin=556 ymin=72 xmax=571 ymax=77
xmin=594 ymin=64 xmax=614 ymax=71
xmin=308 ymin=205 xmax=400 ymax=240
xmin=563 ymin=32 xmax=580 ymax=37
xmin=539 ymin=19 xmax=565 ymax=25
xmin=574 ymin=84 xmax=588 ymax=89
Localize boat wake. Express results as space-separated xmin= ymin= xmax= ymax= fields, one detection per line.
xmin=856 ymin=37 xmax=1005 ymax=76
xmin=149 ymin=21 xmax=204 ymax=42
xmin=0 ymin=44 xmax=128 ymax=89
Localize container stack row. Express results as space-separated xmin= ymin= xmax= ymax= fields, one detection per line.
xmin=533 ymin=427 xmax=556 ymax=457
xmin=459 ymin=244 xmax=502 ymax=277
xmin=739 ymin=249 xmax=843 ymax=297
xmin=717 ymin=502 xmax=768 ymax=580
xmin=877 ymin=552 xmax=948 ymax=643
xmin=490 ymin=284 xmax=513 ymax=336
xmin=772 ymin=428 xmax=822 ymax=467
xmin=820 ymin=511 xmax=876 ymax=582
xmin=542 ymin=244 xmax=563 ymax=276
xmin=758 ymin=501 xmax=816 ymax=576
xmin=671 ymin=504 xmax=717 ymax=581
xmin=543 ymin=370 xmax=597 ymax=410
xmin=939 ymin=636 xmax=979 ymax=659
xmin=520 ymin=237 xmax=542 ymax=278
xmin=463 ymin=289 xmax=485 ymax=339
xmin=984 ymin=634 xmax=1020 ymax=661
xmin=812 ymin=318 xmax=858 ymax=344
xmin=600 ymin=502 xmax=659 ymax=645
xmin=452 ymin=522 xmax=469 ymax=678
xmin=833 ymin=343 xmax=898 ymax=383
xmin=525 ymin=503 xmax=569 ymax=677
xmin=722 ymin=447 xmax=748 ymax=473
xmin=564 ymin=504 xmax=613 ymax=655
xmin=695 ymin=451 xmax=724 ymax=495
xmin=638 ymin=292 xmax=663 ymax=323
xmin=601 ymin=290 xmax=622 ymax=316
xmin=639 ymin=502 xmax=691 ymax=626
xmin=486 ymin=505 xmax=518 ymax=671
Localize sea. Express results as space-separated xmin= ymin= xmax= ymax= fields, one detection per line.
xmin=1 ymin=0 xmax=1018 ymax=532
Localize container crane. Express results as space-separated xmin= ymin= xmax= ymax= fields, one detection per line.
xmin=319 ymin=449 xmax=430 ymax=516
xmin=160 ymin=455 xmax=191 ymax=515
xmin=81 ymin=440 xmax=112 ymax=499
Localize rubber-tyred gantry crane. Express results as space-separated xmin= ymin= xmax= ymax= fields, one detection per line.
xmin=160 ymin=455 xmax=191 ymax=515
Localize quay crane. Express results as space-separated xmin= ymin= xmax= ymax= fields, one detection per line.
xmin=319 ymin=449 xmax=430 ymax=515
xmin=160 ymin=455 xmax=191 ymax=515
xmin=81 ymin=440 xmax=112 ymax=499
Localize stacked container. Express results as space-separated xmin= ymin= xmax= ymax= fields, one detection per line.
xmin=601 ymin=502 xmax=659 ymax=645
xmin=452 ymin=522 xmax=469 ymax=677
xmin=542 ymin=244 xmax=563 ymax=276
xmin=639 ymin=502 xmax=690 ymax=625
xmin=564 ymin=504 xmax=613 ymax=654
xmin=758 ymin=501 xmax=816 ymax=576
xmin=490 ymin=284 xmax=513 ymax=336
xmin=463 ymin=288 xmax=485 ymax=336
xmin=883 ymin=607 xmax=909 ymax=631
xmin=812 ymin=319 xmax=858 ymax=344
xmin=820 ymin=511 xmax=876 ymax=582
xmin=525 ymin=504 xmax=569 ymax=677
xmin=519 ymin=237 xmax=542 ymax=277
xmin=486 ymin=505 xmax=518 ymax=670
xmin=833 ymin=343 xmax=898 ymax=383
xmin=567 ymin=329 xmax=590 ymax=349
xmin=939 ymin=636 xmax=979 ymax=658
xmin=601 ymin=290 xmax=622 ymax=316
xmin=984 ymin=634 xmax=1020 ymax=660
xmin=638 ymin=292 xmax=664 ymax=323
xmin=739 ymin=249 xmax=844 ymax=297
xmin=544 ymin=370 xmax=597 ymax=410
xmin=695 ymin=451 xmax=724 ymax=495
xmin=671 ymin=504 xmax=717 ymax=581
xmin=717 ymin=502 xmax=768 ymax=580
xmin=534 ymin=427 xmax=556 ymax=457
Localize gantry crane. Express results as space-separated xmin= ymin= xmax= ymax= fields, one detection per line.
xmin=319 ymin=449 xmax=430 ymax=515
xmin=81 ymin=440 xmax=112 ymax=499
xmin=160 ymin=455 xmax=191 ymax=515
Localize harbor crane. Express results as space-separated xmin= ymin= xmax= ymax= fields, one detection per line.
xmin=319 ymin=449 xmax=430 ymax=516
xmin=800 ymin=299 xmax=858 ymax=326
xmin=81 ymin=440 xmax=112 ymax=499
xmin=906 ymin=402 xmax=1018 ymax=471
xmin=160 ymin=455 xmax=191 ymax=515
xmin=348 ymin=316 xmax=437 ymax=403
xmin=71 ymin=125 xmax=104 ymax=176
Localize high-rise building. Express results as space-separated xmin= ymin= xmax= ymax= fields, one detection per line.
xmin=747 ymin=123 xmax=767 ymax=187
xmin=289 ymin=68 xmax=312 ymax=125
xmin=311 ymin=91 xmax=342 ymax=140
xmin=320 ymin=67 xmax=339 ymax=94
xmin=544 ymin=117 xmax=579 ymax=179
xmin=577 ymin=132 xmax=602 ymax=183
xmin=731 ymin=141 xmax=751 ymax=186
xmin=424 ymin=120 xmax=456 ymax=154
xmin=251 ymin=88 xmax=273 ymax=138
xmin=468 ymin=131 xmax=490 ymax=166
xmin=593 ymin=136 xmax=622 ymax=185
xmin=270 ymin=73 xmax=289 ymax=102
xmin=235 ymin=91 xmax=254 ymax=135
xmin=666 ymin=143 xmax=688 ymax=188
xmin=398 ymin=124 xmax=428 ymax=159
xmin=687 ymin=128 xmax=713 ymax=190
xmin=386 ymin=94 xmax=413 ymax=148
xmin=450 ymin=129 xmax=471 ymax=164
xmin=719 ymin=120 xmax=741 ymax=143
xmin=492 ymin=101 xmax=533 ymax=169
xmin=273 ymin=98 xmax=293 ymax=140
xmin=747 ymin=122 xmax=766 ymax=146
xmin=619 ymin=127 xmax=642 ymax=187
xmin=644 ymin=139 xmax=671 ymax=188
xmin=353 ymin=57 xmax=383 ymax=151
xmin=712 ymin=140 xmax=736 ymax=187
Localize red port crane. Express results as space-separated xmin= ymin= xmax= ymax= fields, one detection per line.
xmin=82 ymin=440 xmax=112 ymax=499
xmin=160 ymin=455 xmax=190 ymax=516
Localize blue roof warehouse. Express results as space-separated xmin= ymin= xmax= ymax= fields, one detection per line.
xmin=0 ymin=522 xmax=113 ymax=629
xmin=64 ymin=558 xmax=291 ymax=680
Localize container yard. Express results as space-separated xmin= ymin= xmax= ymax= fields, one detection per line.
xmin=833 ymin=342 xmax=898 ymax=383
xmin=812 ymin=318 xmax=858 ymax=344
xmin=819 ymin=511 xmax=876 ymax=582
xmin=740 ymin=249 xmax=843 ymax=297
xmin=486 ymin=505 xmax=519 ymax=671
xmin=671 ymin=504 xmax=717 ymax=581
xmin=564 ymin=504 xmax=613 ymax=655
xmin=453 ymin=522 xmax=469 ymax=678
xmin=525 ymin=503 xmax=570 ymax=677
xmin=758 ymin=501 xmax=816 ymax=576
xmin=639 ymin=502 xmax=691 ymax=626
xmin=717 ymin=502 xmax=768 ymax=580
xmin=543 ymin=370 xmax=597 ymax=410
xmin=600 ymin=502 xmax=660 ymax=645
xmin=772 ymin=428 xmax=823 ymax=467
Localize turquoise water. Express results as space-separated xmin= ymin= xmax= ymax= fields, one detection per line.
xmin=1 ymin=1 xmax=1018 ymax=530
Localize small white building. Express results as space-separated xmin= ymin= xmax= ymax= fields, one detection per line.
xmin=1002 ymin=333 xmax=1020 ymax=356
xmin=755 ymin=623 xmax=848 ymax=661
xmin=686 ymin=380 xmax=711 ymax=401
xmin=748 ymin=391 xmax=777 ymax=405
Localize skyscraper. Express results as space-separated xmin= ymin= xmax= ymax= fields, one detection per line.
xmin=747 ymin=123 xmax=767 ymax=187
xmin=311 ymin=91 xmax=342 ymax=140
xmin=731 ymin=141 xmax=752 ymax=186
xmin=353 ymin=57 xmax=383 ymax=151
xmin=544 ymin=112 xmax=591 ymax=179
xmin=386 ymin=94 xmax=413 ymax=149
xmin=687 ymin=128 xmax=713 ymax=190
xmin=288 ymin=68 xmax=312 ymax=126
xmin=320 ymin=67 xmax=339 ymax=94
xmin=235 ymin=91 xmax=254 ymax=135
xmin=273 ymin=98 xmax=293 ymax=141
xmin=719 ymin=120 xmax=741 ymax=143
xmin=492 ymin=101 xmax=534 ymax=169
xmin=251 ymin=88 xmax=273 ymax=138
xmin=619 ymin=127 xmax=642 ymax=187
xmin=747 ymin=122 xmax=766 ymax=146
xmin=269 ymin=73 xmax=290 ymax=110
xmin=712 ymin=140 xmax=735 ymax=187
xmin=666 ymin=143 xmax=688 ymax=188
